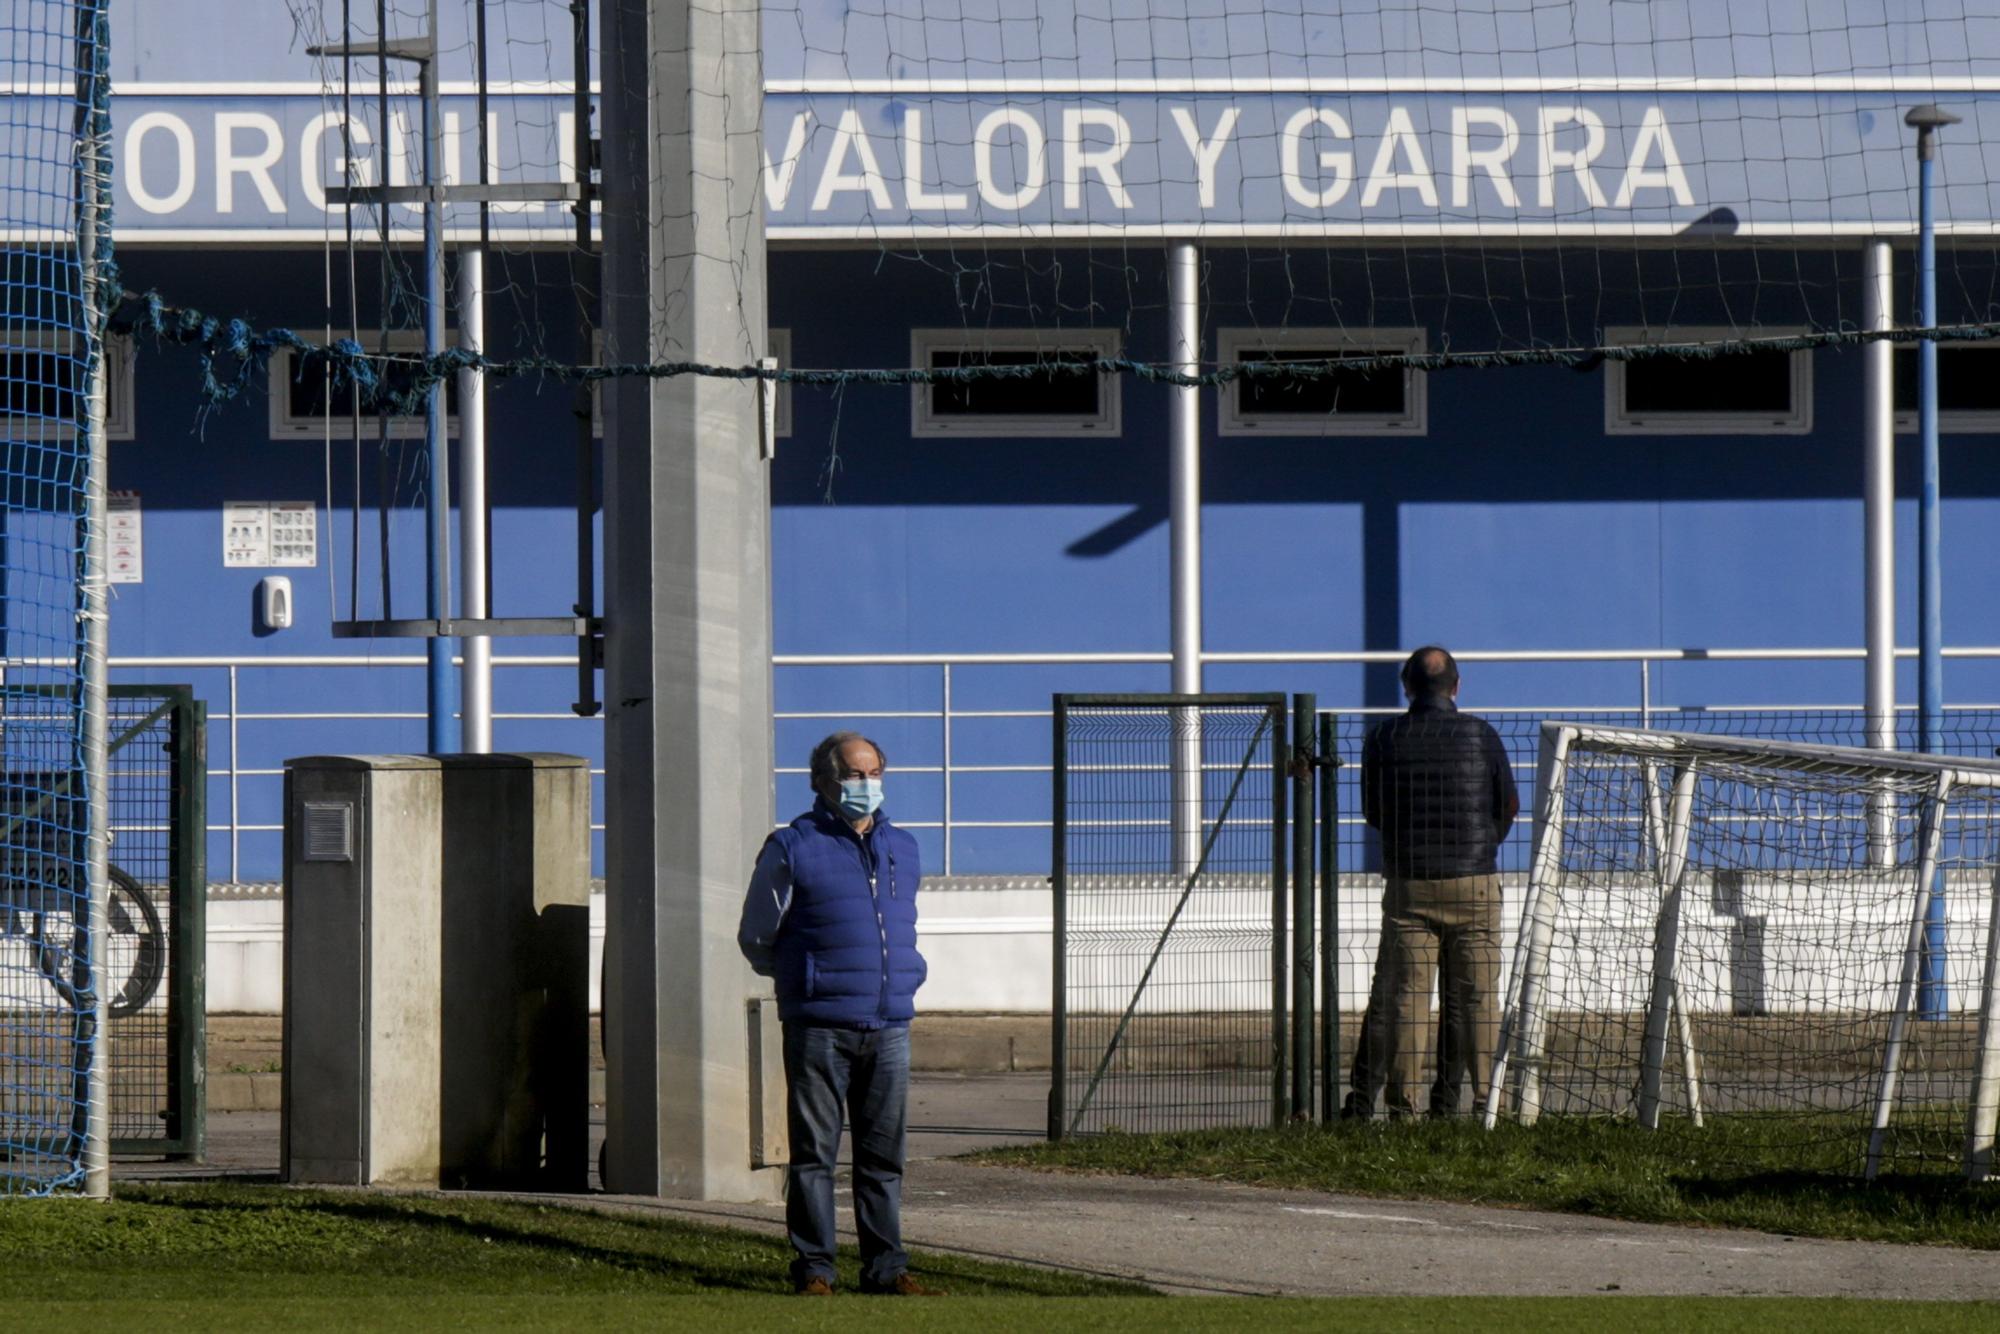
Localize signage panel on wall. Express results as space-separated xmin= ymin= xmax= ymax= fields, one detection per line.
xmin=108 ymin=490 xmax=142 ymax=585
xmin=0 ymin=89 xmax=1990 ymax=240
xmin=223 ymin=500 xmax=316 ymax=569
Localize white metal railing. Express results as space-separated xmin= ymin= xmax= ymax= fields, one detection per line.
xmin=94 ymin=645 xmax=2000 ymax=881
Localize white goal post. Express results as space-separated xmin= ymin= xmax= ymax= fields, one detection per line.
xmin=1482 ymin=722 xmax=2000 ymax=1181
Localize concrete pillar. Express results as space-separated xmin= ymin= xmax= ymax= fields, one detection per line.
xmin=599 ymin=0 xmax=780 ymax=1200
xmin=282 ymin=753 xmax=593 ymax=1189
xmin=282 ymin=757 xmax=445 ymax=1187
xmin=438 ymin=753 xmax=592 ymax=1190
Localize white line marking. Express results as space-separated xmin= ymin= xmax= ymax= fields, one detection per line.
xmin=1281 ymin=1206 xmax=1442 ymax=1227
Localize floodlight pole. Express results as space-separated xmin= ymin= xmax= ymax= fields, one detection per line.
xmin=419 ymin=0 xmax=459 ymax=754
xmin=1908 ymin=104 xmax=1958 ymax=1019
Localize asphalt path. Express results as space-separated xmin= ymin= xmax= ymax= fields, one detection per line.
xmin=123 ymin=1074 xmax=2000 ymax=1299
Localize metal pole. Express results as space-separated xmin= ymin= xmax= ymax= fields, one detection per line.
xmin=1965 ymin=865 xmax=2000 ymax=1179
xmin=1317 ymin=711 xmax=1338 ymax=1122
xmin=1637 ymin=763 xmax=1699 ymax=1131
xmin=459 ymin=0 xmax=493 ymax=755
xmin=570 ymin=0 xmax=600 ymax=721
xmin=1168 ymin=242 xmax=1202 ymax=876
xmin=941 ymin=663 xmax=953 ymax=875
xmin=76 ymin=0 xmax=112 ymax=1199
xmin=1868 ymin=771 xmax=1954 ymax=1178
xmin=1270 ymin=703 xmax=1289 ymax=1127
xmin=421 ymin=1 xmax=458 ymax=753
xmin=459 ymin=251 xmax=492 ymax=752
xmin=227 ymin=665 xmax=240 ymax=882
xmin=1908 ymin=104 xmax=1958 ymax=1017
xmin=1290 ymin=694 xmax=1315 ymax=1118
xmin=1863 ymin=238 xmax=1897 ymax=863
xmin=1049 ymin=697 xmax=1068 ymax=1140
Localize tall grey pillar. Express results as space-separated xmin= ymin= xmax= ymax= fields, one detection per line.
xmin=600 ymin=0 xmax=780 ymax=1200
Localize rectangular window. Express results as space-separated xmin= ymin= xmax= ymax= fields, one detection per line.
xmin=1216 ymin=328 xmax=1426 ymax=435
xmin=910 ymin=329 xmax=1120 ymax=438
xmin=1605 ymin=326 xmax=1812 ymax=435
xmin=269 ymin=331 xmax=460 ymax=440
xmin=1 ymin=330 xmax=134 ymax=441
xmin=1892 ymin=342 xmax=2000 ymax=431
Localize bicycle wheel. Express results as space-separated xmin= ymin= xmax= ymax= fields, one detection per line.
xmin=105 ymin=866 xmax=166 ymax=1017
xmin=30 ymin=864 xmax=166 ymax=1018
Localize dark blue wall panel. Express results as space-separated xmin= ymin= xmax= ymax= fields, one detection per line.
xmin=102 ymin=246 xmax=2000 ymax=879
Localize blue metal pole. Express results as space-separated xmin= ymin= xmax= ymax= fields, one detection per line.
xmin=1908 ymin=105 xmax=1958 ymax=1018
xmin=421 ymin=18 xmax=458 ymax=754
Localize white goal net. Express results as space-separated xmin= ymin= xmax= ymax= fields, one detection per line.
xmin=1486 ymin=724 xmax=2000 ymax=1180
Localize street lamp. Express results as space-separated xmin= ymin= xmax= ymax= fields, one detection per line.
xmin=1905 ymin=103 xmax=1959 ymax=1018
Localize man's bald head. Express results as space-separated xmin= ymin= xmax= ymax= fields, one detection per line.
xmin=1400 ymin=645 xmax=1460 ymax=700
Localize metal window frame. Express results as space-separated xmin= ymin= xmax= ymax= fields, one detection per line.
xmin=1215 ymin=326 xmax=1427 ymax=436
xmin=0 ymin=328 xmax=134 ymax=441
xmin=266 ymin=328 xmax=461 ymax=441
xmin=1604 ymin=324 xmax=1814 ymax=436
xmin=1890 ymin=337 xmax=2000 ymax=433
xmin=910 ymin=327 xmax=1122 ymax=439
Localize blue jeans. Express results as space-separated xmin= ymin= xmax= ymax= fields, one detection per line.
xmin=782 ymin=1022 xmax=910 ymax=1288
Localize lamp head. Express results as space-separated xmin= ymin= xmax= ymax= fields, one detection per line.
xmin=1907 ymin=105 xmax=1964 ymax=160
xmin=1905 ymin=105 xmax=1964 ymax=130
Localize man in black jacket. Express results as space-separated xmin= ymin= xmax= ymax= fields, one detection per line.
xmin=1348 ymin=646 xmax=1520 ymax=1118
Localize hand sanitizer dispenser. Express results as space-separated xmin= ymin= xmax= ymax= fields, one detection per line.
xmin=258 ymin=575 xmax=294 ymax=632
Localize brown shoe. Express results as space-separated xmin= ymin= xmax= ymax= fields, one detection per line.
xmin=795 ymin=1276 xmax=834 ymax=1296
xmin=861 ymin=1272 xmax=944 ymax=1296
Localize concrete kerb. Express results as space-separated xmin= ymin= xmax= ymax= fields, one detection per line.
xmin=202 ymin=1014 xmax=1055 ymax=1112
xmin=129 ymin=1089 xmax=2000 ymax=1301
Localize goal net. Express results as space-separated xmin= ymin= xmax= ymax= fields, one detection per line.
xmin=1487 ymin=724 xmax=2000 ymax=1180
xmin=1 ymin=0 xmax=112 ymax=1195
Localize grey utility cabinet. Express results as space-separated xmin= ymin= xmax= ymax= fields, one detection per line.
xmin=281 ymin=753 xmax=590 ymax=1189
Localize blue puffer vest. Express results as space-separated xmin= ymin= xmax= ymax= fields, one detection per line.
xmin=769 ymin=799 xmax=926 ymax=1028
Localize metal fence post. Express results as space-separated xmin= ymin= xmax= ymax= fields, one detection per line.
xmin=1291 ymin=693 xmax=1315 ymax=1119
xmin=1048 ymin=694 xmax=1068 ymax=1140
xmin=179 ymin=697 xmax=209 ymax=1160
xmin=1271 ymin=700 xmax=1289 ymax=1127
xmin=942 ymin=663 xmax=954 ymax=876
xmin=1318 ymin=710 xmax=1339 ymax=1122
xmin=227 ymin=664 xmax=240 ymax=883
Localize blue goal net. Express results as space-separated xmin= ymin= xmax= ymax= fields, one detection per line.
xmin=1 ymin=0 xmax=112 ymax=1196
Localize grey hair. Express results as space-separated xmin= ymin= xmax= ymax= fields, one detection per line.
xmin=810 ymin=730 xmax=887 ymax=793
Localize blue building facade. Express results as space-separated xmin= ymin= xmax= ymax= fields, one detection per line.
xmin=64 ymin=1 xmax=2000 ymax=882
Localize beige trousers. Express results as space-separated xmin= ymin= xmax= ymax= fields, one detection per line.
xmin=1380 ymin=874 xmax=1502 ymax=1115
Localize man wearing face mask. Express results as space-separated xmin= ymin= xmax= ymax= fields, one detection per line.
xmin=737 ymin=730 xmax=934 ymax=1297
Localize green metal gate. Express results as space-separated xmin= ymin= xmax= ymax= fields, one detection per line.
xmin=107 ymin=686 xmax=205 ymax=1158
xmin=1049 ymin=693 xmax=1304 ymax=1138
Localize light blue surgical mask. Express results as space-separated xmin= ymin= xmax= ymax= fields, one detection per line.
xmin=837 ymin=776 xmax=884 ymax=821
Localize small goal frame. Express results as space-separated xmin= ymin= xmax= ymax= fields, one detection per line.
xmin=1482 ymin=722 xmax=2000 ymax=1181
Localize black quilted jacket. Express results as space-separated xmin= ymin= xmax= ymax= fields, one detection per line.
xmin=1360 ymin=695 xmax=1520 ymax=879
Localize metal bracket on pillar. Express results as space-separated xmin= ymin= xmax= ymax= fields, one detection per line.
xmin=326 ymin=182 xmax=585 ymax=208
xmin=312 ymin=4 xmax=604 ymax=726
xmin=306 ymin=36 xmax=436 ymax=63
xmin=331 ymin=616 xmax=601 ymax=639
